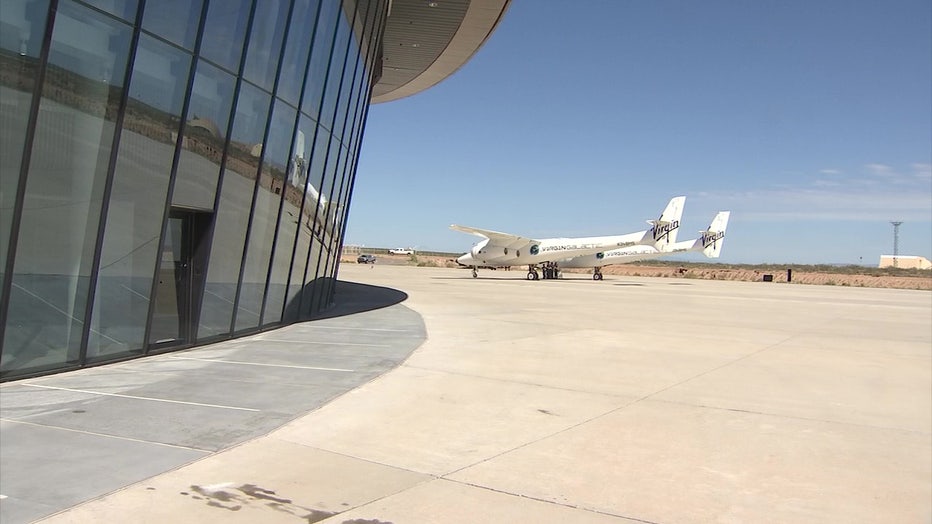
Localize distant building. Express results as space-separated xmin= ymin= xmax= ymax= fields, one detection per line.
xmin=878 ymin=256 xmax=932 ymax=269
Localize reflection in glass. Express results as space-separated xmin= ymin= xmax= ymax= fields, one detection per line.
xmin=2 ymin=1 xmax=131 ymax=374
xmin=172 ymin=60 xmax=235 ymax=210
xmin=0 ymin=0 xmax=50 ymax=304
xmin=307 ymin=134 xmax=341 ymax=314
xmin=87 ymin=35 xmax=191 ymax=359
xmin=81 ymin=0 xmax=138 ymax=21
xmin=301 ymin=0 xmax=338 ymax=120
xmin=234 ymin=100 xmax=296 ymax=331
xmin=277 ymin=0 xmax=320 ymax=105
xmin=284 ymin=116 xmax=318 ymax=321
xmin=198 ymin=82 xmax=271 ymax=340
xmin=242 ymin=0 xmax=288 ymax=92
xmin=265 ymin=113 xmax=312 ymax=325
xmin=331 ymin=6 xmax=361 ymax=141
xmin=200 ymin=0 xmax=252 ymax=73
xmin=141 ymin=0 xmax=203 ymax=51
xmin=319 ymin=6 xmax=351 ymax=131
xmin=1 ymin=0 xmax=391 ymax=379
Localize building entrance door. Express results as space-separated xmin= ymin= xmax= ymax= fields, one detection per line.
xmin=148 ymin=209 xmax=211 ymax=349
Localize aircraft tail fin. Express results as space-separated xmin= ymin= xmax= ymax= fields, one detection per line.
xmin=645 ymin=196 xmax=686 ymax=249
xmin=699 ymin=211 xmax=730 ymax=258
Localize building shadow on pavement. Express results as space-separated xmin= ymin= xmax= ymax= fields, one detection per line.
xmin=308 ymin=279 xmax=409 ymax=320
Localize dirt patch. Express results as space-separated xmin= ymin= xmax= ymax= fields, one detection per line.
xmin=341 ymin=255 xmax=932 ymax=291
xmin=589 ymin=265 xmax=932 ymax=290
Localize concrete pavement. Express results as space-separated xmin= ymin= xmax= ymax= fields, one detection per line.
xmin=2 ymin=264 xmax=930 ymax=523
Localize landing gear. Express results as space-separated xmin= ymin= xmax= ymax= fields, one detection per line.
xmin=592 ymin=267 xmax=603 ymax=281
xmin=472 ymin=268 xmax=478 ymax=278
xmin=528 ymin=263 xmax=560 ymax=281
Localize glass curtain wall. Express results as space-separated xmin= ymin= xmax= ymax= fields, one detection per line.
xmin=0 ymin=0 xmax=387 ymax=381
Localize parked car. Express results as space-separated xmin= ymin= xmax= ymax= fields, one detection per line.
xmin=356 ymin=254 xmax=377 ymax=264
xmin=389 ymin=248 xmax=414 ymax=255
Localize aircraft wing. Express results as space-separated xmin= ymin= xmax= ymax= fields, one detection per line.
xmin=449 ymin=224 xmax=537 ymax=249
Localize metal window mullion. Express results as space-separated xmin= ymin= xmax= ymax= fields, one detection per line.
xmin=223 ymin=0 xmax=261 ymax=335
xmin=229 ymin=0 xmax=282 ymax=334
xmin=318 ymin=4 xmax=368 ymax=295
xmin=315 ymin=0 xmax=361 ymax=307
xmin=256 ymin=0 xmax=302 ymax=328
xmin=194 ymin=0 xmax=260 ymax=341
xmin=141 ymin=0 xmax=212 ymax=349
xmin=300 ymin=0 xmax=346 ymax=316
xmin=0 ymin=0 xmax=59 ymax=359
xmin=78 ymin=3 xmax=146 ymax=364
xmin=331 ymin=1 xmax=388 ymax=292
xmin=275 ymin=0 xmax=326 ymax=323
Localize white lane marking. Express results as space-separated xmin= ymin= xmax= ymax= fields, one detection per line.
xmin=0 ymin=494 xmax=7 ymax=500
xmin=0 ymin=418 xmax=210 ymax=452
xmin=166 ymin=356 xmax=354 ymax=372
xmin=304 ymin=326 xmax=415 ymax=332
xmin=252 ymin=339 xmax=391 ymax=347
xmin=21 ymin=384 xmax=260 ymax=412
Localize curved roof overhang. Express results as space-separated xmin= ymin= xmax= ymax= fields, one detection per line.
xmin=371 ymin=0 xmax=511 ymax=104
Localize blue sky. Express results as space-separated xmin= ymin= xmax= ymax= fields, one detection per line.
xmin=346 ymin=0 xmax=932 ymax=265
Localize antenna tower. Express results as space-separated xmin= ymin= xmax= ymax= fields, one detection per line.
xmin=890 ymin=221 xmax=903 ymax=268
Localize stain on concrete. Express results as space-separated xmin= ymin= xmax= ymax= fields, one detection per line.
xmin=184 ymin=483 xmax=340 ymax=522
xmin=304 ymin=508 xmax=337 ymax=523
xmin=239 ymin=483 xmax=292 ymax=504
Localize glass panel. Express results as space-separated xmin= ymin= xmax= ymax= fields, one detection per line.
xmin=331 ymin=5 xmax=360 ymax=140
xmin=148 ymin=216 xmax=184 ymax=344
xmin=329 ymin=143 xmax=351 ymax=247
xmin=197 ymin=82 xmax=270 ymax=339
xmin=242 ymin=0 xmax=288 ymax=93
xmin=81 ymin=0 xmax=138 ymax=21
xmin=277 ymin=0 xmax=320 ymax=105
xmin=309 ymin=133 xmax=340 ymax=314
xmin=172 ymin=59 xmax=235 ymax=210
xmin=1 ymin=1 xmax=131 ymax=375
xmin=234 ymin=99 xmax=295 ymax=331
xmin=284 ymin=116 xmax=318 ymax=322
xmin=200 ymin=0 xmax=251 ymax=73
xmin=87 ymin=34 xmax=191 ymax=359
xmin=319 ymin=6 xmax=351 ymax=131
xmin=294 ymin=123 xmax=327 ymax=317
xmin=0 ymin=0 xmax=49 ymax=314
xmin=141 ymin=0 xmax=203 ymax=51
xmin=300 ymin=0 xmax=338 ymax=120
xmin=264 ymin=112 xmax=312 ymax=325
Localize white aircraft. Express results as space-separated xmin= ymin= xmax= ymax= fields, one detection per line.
xmin=556 ymin=211 xmax=730 ymax=280
xmin=451 ymin=196 xmax=685 ymax=280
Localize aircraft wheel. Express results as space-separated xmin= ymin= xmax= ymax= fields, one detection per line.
xmin=472 ymin=269 xmax=478 ymax=278
xmin=593 ymin=273 xmax=603 ymax=281
xmin=527 ymin=271 xmax=538 ymax=281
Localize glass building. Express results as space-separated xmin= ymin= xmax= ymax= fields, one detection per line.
xmin=0 ymin=0 xmax=510 ymax=381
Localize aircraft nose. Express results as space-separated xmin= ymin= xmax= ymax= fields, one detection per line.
xmin=457 ymin=253 xmax=474 ymax=266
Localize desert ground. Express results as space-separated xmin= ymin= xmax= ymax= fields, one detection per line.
xmin=343 ymin=253 xmax=932 ymax=291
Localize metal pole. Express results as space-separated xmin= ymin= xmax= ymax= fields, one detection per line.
xmin=890 ymin=221 xmax=903 ymax=268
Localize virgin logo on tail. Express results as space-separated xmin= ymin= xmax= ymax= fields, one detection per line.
xmin=652 ymin=220 xmax=679 ymax=241
xmin=701 ymin=231 xmax=724 ymax=246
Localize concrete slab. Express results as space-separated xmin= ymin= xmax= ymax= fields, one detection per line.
xmin=1 ymin=292 xmax=426 ymax=524
xmin=3 ymin=264 xmax=929 ymax=524
xmin=37 ymin=439 xmax=430 ymax=524
xmin=448 ymin=400 xmax=930 ymax=523
xmin=272 ymin=365 xmax=629 ymax=476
